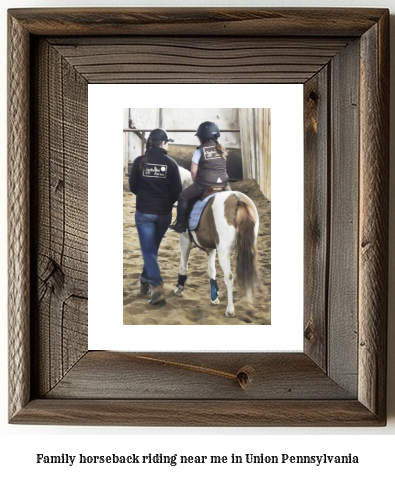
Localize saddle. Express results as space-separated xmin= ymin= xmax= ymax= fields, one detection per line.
xmin=201 ymin=185 xmax=227 ymax=199
xmin=188 ymin=185 xmax=227 ymax=231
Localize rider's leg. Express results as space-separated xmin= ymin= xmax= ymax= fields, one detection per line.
xmin=169 ymin=198 xmax=189 ymax=233
xmin=169 ymin=183 xmax=203 ymax=233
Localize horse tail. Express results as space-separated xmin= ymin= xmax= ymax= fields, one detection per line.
xmin=235 ymin=198 xmax=258 ymax=300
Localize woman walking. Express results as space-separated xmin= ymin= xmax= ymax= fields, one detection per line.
xmin=129 ymin=128 xmax=182 ymax=305
xmin=169 ymin=121 xmax=231 ymax=233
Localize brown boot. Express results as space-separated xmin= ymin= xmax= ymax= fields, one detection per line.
xmin=148 ymin=283 xmax=166 ymax=305
xmin=138 ymin=281 xmax=150 ymax=295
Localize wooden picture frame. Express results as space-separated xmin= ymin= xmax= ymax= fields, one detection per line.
xmin=8 ymin=8 xmax=389 ymax=426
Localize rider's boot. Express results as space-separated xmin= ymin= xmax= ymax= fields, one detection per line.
xmin=169 ymin=198 xmax=189 ymax=233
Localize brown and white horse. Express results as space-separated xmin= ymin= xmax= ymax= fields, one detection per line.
xmin=174 ymin=167 xmax=259 ymax=317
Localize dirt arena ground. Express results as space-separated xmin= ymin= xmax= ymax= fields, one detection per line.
xmin=123 ymin=177 xmax=271 ymax=325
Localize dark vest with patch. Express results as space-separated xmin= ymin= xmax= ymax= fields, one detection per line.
xmin=196 ymin=140 xmax=229 ymax=188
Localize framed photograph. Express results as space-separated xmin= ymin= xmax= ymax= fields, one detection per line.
xmin=8 ymin=8 xmax=389 ymax=426
xmin=119 ymin=104 xmax=273 ymax=327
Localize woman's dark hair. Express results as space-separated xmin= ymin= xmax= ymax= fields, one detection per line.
xmin=199 ymin=137 xmax=228 ymax=160
xmin=139 ymin=136 xmax=164 ymax=170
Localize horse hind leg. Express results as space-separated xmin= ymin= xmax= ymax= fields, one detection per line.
xmin=217 ymin=246 xmax=235 ymax=317
xmin=207 ymin=249 xmax=220 ymax=305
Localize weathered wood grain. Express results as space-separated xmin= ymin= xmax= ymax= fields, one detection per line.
xmin=49 ymin=37 xmax=350 ymax=84
xmin=327 ymin=39 xmax=360 ymax=396
xmin=303 ymin=67 xmax=329 ymax=371
xmin=31 ymin=39 xmax=88 ymax=397
xmin=11 ymin=399 xmax=384 ymax=427
xmin=8 ymin=7 xmax=387 ymax=37
xmin=358 ymin=12 xmax=389 ymax=420
xmin=8 ymin=12 xmax=31 ymax=421
xmin=45 ymin=352 xmax=354 ymax=400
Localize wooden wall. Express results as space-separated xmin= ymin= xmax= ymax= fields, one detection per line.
xmin=123 ymin=107 xmax=272 ymax=202
xmin=239 ymin=108 xmax=271 ymax=200
xmin=123 ymin=108 xmax=240 ymax=172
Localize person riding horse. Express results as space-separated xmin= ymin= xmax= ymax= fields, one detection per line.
xmin=169 ymin=121 xmax=232 ymax=233
xmin=173 ymin=166 xmax=259 ymax=317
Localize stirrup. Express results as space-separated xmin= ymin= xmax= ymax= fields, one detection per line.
xmin=169 ymin=222 xmax=187 ymax=233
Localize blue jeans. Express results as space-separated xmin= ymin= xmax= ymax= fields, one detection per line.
xmin=135 ymin=211 xmax=172 ymax=287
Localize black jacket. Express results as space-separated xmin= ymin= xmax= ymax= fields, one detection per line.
xmin=129 ymin=147 xmax=182 ymax=215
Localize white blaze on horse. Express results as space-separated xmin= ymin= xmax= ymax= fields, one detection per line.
xmin=174 ymin=166 xmax=259 ymax=317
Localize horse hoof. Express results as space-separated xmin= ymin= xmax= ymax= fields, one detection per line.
xmin=211 ymin=298 xmax=220 ymax=305
xmin=225 ymin=310 xmax=235 ymax=317
xmin=174 ymin=287 xmax=183 ymax=297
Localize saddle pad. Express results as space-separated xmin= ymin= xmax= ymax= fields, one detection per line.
xmin=188 ymin=194 xmax=216 ymax=231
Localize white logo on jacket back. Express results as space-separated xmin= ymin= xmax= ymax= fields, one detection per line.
xmin=203 ymin=146 xmax=221 ymax=160
xmin=143 ymin=164 xmax=168 ymax=178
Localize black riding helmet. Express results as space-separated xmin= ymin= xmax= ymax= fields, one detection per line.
xmin=149 ymin=128 xmax=174 ymax=143
xmin=195 ymin=121 xmax=220 ymax=140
